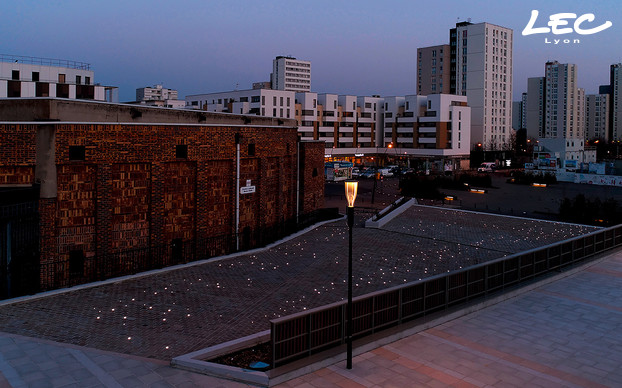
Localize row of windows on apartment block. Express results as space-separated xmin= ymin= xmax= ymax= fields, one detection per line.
xmin=198 ymin=97 xmax=376 ymax=112
xmin=284 ymin=61 xmax=310 ymax=68
xmin=8 ymin=70 xmax=91 ymax=85
xmin=284 ymin=78 xmax=310 ymax=84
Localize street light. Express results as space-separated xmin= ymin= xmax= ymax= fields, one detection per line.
xmin=344 ymin=180 xmax=358 ymax=370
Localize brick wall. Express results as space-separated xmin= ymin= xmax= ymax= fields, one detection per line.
xmin=0 ymin=122 xmax=325 ymax=290
xmin=300 ymin=141 xmax=325 ymax=214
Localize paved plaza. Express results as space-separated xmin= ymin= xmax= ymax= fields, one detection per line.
xmin=0 ymin=242 xmax=620 ymax=387
xmin=0 ymin=206 xmax=597 ymax=361
xmin=0 ymin=204 xmax=615 ymax=387
xmin=279 ymin=248 xmax=622 ymax=388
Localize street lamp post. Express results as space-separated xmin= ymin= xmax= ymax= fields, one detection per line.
xmin=344 ymin=180 xmax=358 ymax=370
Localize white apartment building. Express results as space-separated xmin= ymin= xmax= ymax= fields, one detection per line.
xmin=298 ymin=93 xmax=382 ymax=153
xmin=295 ymin=92 xmax=318 ymax=141
xmin=357 ymin=96 xmax=383 ymax=148
xmin=271 ymin=56 xmax=311 ymax=92
xmin=383 ymin=94 xmax=471 ymax=167
xmin=317 ymin=93 xmax=340 ymax=148
xmin=450 ymin=22 xmax=513 ymax=150
xmin=185 ymin=88 xmax=296 ymax=119
xmin=187 ymin=86 xmax=470 ymax=170
xmin=135 ymin=84 xmax=185 ymax=108
xmin=586 ymin=94 xmax=610 ymax=141
xmin=0 ymin=54 xmax=116 ymax=101
xmin=136 ymin=84 xmax=178 ymax=101
xmin=543 ymin=62 xmax=584 ymax=140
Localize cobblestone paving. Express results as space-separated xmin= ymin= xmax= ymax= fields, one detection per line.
xmin=0 ymin=206 xmax=599 ymax=362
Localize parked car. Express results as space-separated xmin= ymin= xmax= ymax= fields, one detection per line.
xmin=361 ymin=170 xmax=376 ymax=179
xmin=477 ymin=162 xmax=496 ymax=172
xmin=378 ymin=168 xmax=393 ymax=177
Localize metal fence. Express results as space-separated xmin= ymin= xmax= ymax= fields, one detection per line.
xmin=270 ymin=224 xmax=622 ymax=367
xmin=0 ymin=54 xmax=91 ymax=70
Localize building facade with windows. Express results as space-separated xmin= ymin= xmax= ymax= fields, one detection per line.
xmin=135 ymin=84 xmax=185 ymax=108
xmin=187 ymin=86 xmax=471 ymax=170
xmin=136 ymin=84 xmax=178 ymax=101
xmin=417 ymin=45 xmax=451 ymax=95
xmin=186 ymin=89 xmax=296 ymax=119
xmin=586 ymin=94 xmax=610 ymax=141
xmin=382 ymin=94 xmax=471 ymax=170
xmin=452 ymin=22 xmax=513 ymax=150
xmin=610 ymin=63 xmax=622 ymax=141
xmin=0 ymin=54 xmax=117 ymax=102
xmin=526 ymin=61 xmax=594 ymax=165
xmin=271 ymin=56 xmax=311 ymax=92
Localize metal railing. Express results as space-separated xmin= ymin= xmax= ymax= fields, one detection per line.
xmin=270 ymin=225 xmax=622 ymax=367
xmin=0 ymin=54 xmax=91 ymax=70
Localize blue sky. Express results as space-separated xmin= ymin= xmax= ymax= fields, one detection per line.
xmin=3 ymin=0 xmax=621 ymax=102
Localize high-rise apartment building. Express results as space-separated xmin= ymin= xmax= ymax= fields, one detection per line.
xmin=542 ymin=62 xmax=583 ymax=140
xmin=525 ymin=61 xmax=593 ymax=164
xmin=452 ymin=22 xmax=513 ymax=149
xmin=271 ymin=56 xmax=311 ymax=92
xmin=416 ymin=45 xmax=451 ymax=95
xmin=611 ymin=63 xmax=622 ymax=141
xmin=586 ymin=94 xmax=610 ymax=141
xmin=526 ymin=77 xmax=545 ymax=139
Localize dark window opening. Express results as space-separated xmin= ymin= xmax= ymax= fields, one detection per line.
xmin=69 ymin=250 xmax=85 ymax=275
xmin=76 ymin=85 xmax=95 ymax=100
xmin=56 ymin=83 xmax=69 ymax=98
xmin=176 ymin=144 xmax=188 ymax=159
xmin=248 ymin=143 xmax=256 ymax=156
xmin=11 ymin=70 xmax=19 ymax=80
xmin=85 ymin=76 xmax=90 ymax=85
xmin=7 ymin=81 xmax=21 ymax=97
xmin=36 ymin=82 xmax=49 ymax=97
xmin=171 ymin=238 xmax=183 ymax=263
xmin=32 ymin=72 xmax=39 ymax=82
xmin=69 ymin=146 xmax=86 ymax=161
xmin=76 ymin=75 xmax=81 ymax=85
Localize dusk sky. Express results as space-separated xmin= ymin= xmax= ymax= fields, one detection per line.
xmin=4 ymin=0 xmax=621 ymax=102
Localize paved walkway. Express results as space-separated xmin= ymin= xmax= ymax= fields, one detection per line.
xmin=0 ymin=246 xmax=620 ymax=387
xmin=0 ymin=332 xmax=246 ymax=388
xmin=277 ymin=248 xmax=622 ymax=388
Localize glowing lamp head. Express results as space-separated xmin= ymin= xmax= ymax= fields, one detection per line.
xmin=344 ymin=180 xmax=358 ymax=208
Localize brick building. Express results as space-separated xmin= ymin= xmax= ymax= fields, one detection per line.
xmin=0 ymin=99 xmax=325 ymax=296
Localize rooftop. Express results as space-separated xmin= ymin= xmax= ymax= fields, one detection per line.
xmin=0 ymin=54 xmax=91 ymax=70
